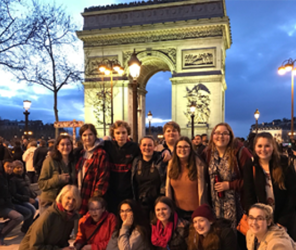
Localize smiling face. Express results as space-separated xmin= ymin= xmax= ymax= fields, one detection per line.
xmin=57 ymin=138 xmax=72 ymax=157
xmin=254 ymin=137 xmax=274 ymax=161
xmin=140 ymin=138 xmax=154 ymax=159
xmin=212 ymin=125 xmax=231 ymax=149
xmin=193 ymin=216 xmax=212 ymax=236
xmin=120 ymin=203 xmax=133 ymax=222
xmin=3 ymin=162 xmax=13 ymax=175
xmin=61 ymin=191 xmax=76 ymax=212
xmin=114 ymin=126 xmax=128 ymax=147
xmin=176 ymin=140 xmax=191 ymax=161
xmin=155 ymin=202 xmax=172 ymax=225
xmin=89 ymin=201 xmax=105 ymax=222
xmin=81 ymin=129 xmax=96 ymax=149
xmin=248 ymin=207 xmax=270 ymax=237
xmin=164 ymin=126 xmax=180 ymax=146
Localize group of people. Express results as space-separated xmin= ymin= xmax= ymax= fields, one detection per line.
xmin=0 ymin=120 xmax=296 ymax=250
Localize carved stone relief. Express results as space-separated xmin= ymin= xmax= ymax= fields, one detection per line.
xmin=184 ymin=83 xmax=211 ymax=124
xmin=182 ymin=48 xmax=216 ymax=69
xmin=84 ymin=27 xmax=223 ymax=47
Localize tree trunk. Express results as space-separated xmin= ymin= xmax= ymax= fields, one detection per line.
xmin=54 ymin=89 xmax=59 ymax=138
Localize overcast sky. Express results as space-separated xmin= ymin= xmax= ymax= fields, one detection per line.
xmin=1 ymin=0 xmax=296 ymax=138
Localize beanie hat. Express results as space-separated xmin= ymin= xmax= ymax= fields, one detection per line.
xmin=191 ymin=204 xmax=216 ymax=222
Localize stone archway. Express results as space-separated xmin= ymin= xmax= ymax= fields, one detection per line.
xmin=77 ymin=0 xmax=231 ymax=140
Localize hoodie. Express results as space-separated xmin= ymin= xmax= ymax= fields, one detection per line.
xmin=246 ymin=225 xmax=296 ymax=250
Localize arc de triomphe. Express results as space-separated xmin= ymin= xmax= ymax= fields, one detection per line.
xmin=77 ymin=0 xmax=232 ymax=140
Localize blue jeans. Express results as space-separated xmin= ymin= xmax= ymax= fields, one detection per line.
xmin=0 ymin=207 xmax=23 ymax=239
xmin=14 ymin=204 xmax=34 ymax=232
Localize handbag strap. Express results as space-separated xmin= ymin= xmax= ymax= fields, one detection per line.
xmin=78 ymin=215 xmax=108 ymax=250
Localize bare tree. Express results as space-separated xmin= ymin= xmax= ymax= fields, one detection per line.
xmin=0 ymin=0 xmax=37 ymax=70
xmin=14 ymin=1 xmax=83 ymax=138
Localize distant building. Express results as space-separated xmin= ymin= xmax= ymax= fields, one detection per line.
xmin=250 ymin=118 xmax=295 ymax=143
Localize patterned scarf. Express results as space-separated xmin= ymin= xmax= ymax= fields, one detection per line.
xmin=151 ymin=212 xmax=178 ymax=248
xmin=208 ymin=149 xmax=242 ymax=229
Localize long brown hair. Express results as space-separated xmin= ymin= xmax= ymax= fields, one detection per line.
xmin=169 ymin=136 xmax=197 ymax=181
xmin=207 ymin=122 xmax=236 ymax=171
xmin=253 ymin=132 xmax=285 ymax=190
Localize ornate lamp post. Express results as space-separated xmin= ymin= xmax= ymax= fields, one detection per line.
xmin=190 ymin=102 xmax=196 ymax=139
xmin=128 ymin=49 xmax=142 ymax=143
xmin=23 ymin=100 xmax=31 ymax=138
xmin=254 ymin=109 xmax=260 ymax=134
xmin=98 ymin=59 xmax=124 ymax=125
xmin=278 ymin=58 xmax=296 ymax=140
xmin=147 ymin=110 xmax=153 ymax=135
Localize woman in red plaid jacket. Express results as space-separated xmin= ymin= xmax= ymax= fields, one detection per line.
xmin=76 ymin=124 xmax=110 ymax=216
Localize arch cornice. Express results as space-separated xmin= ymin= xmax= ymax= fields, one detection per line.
xmin=77 ymin=18 xmax=231 ymax=49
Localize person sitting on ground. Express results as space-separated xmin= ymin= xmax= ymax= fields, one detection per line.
xmin=1 ymin=159 xmax=33 ymax=234
xmin=0 ymin=160 xmax=24 ymax=246
xmin=106 ymin=199 xmax=151 ymax=250
xmin=188 ymin=204 xmax=237 ymax=250
xmin=19 ymin=185 xmax=81 ymax=250
xmin=74 ymin=197 xmax=116 ymax=250
xmin=246 ymin=203 xmax=296 ymax=250
xmin=10 ymin=160 xmax=38 ymax=220
xmin=151 ymin=196 xmax=189 ymax=250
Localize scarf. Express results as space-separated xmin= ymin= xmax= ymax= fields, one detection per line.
xmin=208 ymin=149 xmax=241 ymax=229
xmin=151 ymin=212 xmax=178 ymax=248
xmin=57 ymin=202 xmax=75 ymax=220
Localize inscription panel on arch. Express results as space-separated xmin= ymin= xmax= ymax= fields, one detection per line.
xmin=182 ymin=48 xmax=216 ymax=69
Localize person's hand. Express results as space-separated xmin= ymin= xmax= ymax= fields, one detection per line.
xmin=62 ymin=247 xmax=75 ymax=250
xmin=82 ymin=245 xmax=92 ymax=250
xmin=122 ymin=214 xmax=133 ymax=228
xmin=29 ymin=198 xmax=35 ymax=204
xmin=59 ymin=173 xmax=70 ymax=183
xmin=162 ymin=150 xmax=171 ymax=163
xmin=214 ymin=181 xmax=229 ymax=192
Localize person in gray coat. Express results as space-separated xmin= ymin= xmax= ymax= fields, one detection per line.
xmin=106 ymin=199 xmax=151 ymax=250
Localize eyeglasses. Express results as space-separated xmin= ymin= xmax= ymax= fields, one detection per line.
xmin=176 ymin=145 xmax=190 ymax=150
xmin=89 ymin=207 xmax=103 ymax=212
xmin=120 ymin=208 xmax=132 ymax=214
xmin=214 ymin=132 xmax=230 ymax=137
xmin=247 ymin=216 xmax=267 ymax=222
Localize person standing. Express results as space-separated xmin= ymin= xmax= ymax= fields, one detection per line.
xmin=38 ymin=135 xmax=75 ymax=214
xmin=132 ymin=136 xmax=166 ymax=219
xmin=33 ymin=140 xmax=48 ymax=177
xmin=244 ymin=132 xmax=296 ymax=240
xmin=192 ymin=134 xmax=206 ymax=156
xmin=166 ymin=136 xmax=208 ymax=221
xmin=76 ymin=124 xmax=110 ymax=216
xmin=201 ymin=123 xmax=252 ymax=229
xmin=22 ymin=140 xmax=37 ymax=183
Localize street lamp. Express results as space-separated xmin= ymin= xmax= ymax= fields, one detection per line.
xmin=23 ymin=100 xmax=31 ymax=138
xmin=278 ymin=58 xmax=296 ymax=139
xmin=98 ymin=59 xmax=124 ymax=125
xmin=147 ymin=111 xmax=153 ymax=135
xmin=190 ymin=102 xmax=196 ymax=139
xmin=128 ymin=49 xmax=142 ymax=143
xmin=254 ymin=109 xmax=260 ymax=133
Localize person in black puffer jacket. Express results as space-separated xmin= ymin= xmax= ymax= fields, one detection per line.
xmin=0 ymin=160 xmax=24 ymax=246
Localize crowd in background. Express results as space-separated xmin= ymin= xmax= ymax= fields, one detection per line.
xmin=1 ymin=120 xmax=296 ymax=250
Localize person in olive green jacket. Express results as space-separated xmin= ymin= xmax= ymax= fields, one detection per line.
xmin=19 ymin=185 xmax=81 ymax=250
xmin=38 ymin=135 xmax=76 ymax=214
